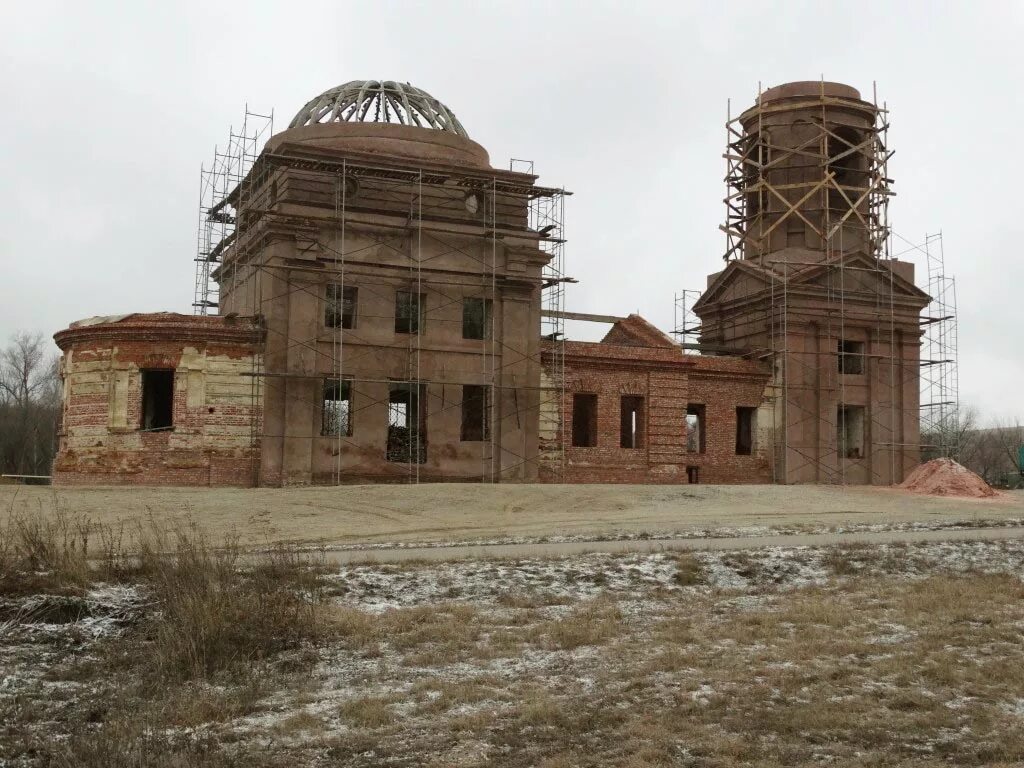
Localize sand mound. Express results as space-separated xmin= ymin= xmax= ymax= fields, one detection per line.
xmin=899 ymin=458 xmax=997 ymax=498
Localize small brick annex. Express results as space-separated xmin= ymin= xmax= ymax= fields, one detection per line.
xmin=53 ymin=313 xmax=263 ymax=487
xmin=539 ymin=315 xmax=772 ymax=484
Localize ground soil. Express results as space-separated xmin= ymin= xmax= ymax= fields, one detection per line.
xmin=3 ymin=483 xmax=1021 ymax=549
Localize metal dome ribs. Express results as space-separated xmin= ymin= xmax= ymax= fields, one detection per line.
xmin=288 ymin=80 xmax=469 ymax=137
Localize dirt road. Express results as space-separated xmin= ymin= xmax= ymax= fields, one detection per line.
xmin=322 ymin=524 xmax=1024 ymax=563
xmin=3 ymin=483 xmax=1021 ymax=549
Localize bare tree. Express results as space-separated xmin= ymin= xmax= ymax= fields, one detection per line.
xmin=953 ymin=404 xmax=1024 ymax=486
xmin=0 ymin=331 xmax=61 ymax=476
xmin=921 ymin=404 xmax=975 ymax=463
xmin=989 ymin=417 xmax=1024 ymax=479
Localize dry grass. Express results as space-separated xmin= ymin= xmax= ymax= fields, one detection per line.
xmin=132 ymin=523 xmax=325 ymax=682
xmin=672 ymin=552 xmax=707 ymax=586
xmin=339 ymin=694 xmax=398 ymax=728
xmin=528 ymin=596 xmax=623 ymax=650
xmin=5 ymin=512 xmax=1024 ymax=767
xmin=0 ymin=509 xmax=100 ymax=595
xmin=0 ymin=510 xmax=331 ymax=767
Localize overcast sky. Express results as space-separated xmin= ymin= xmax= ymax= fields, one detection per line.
xmin=1 ymin=1 xmax=1021 ymax=420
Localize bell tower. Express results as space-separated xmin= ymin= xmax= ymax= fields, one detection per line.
xmin=695 ymin=81 xmax=931 ymax=486
xmin=725 ymin=81 xmax=885 ymax=265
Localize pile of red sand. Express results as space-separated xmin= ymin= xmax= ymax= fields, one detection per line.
xmin=899 ymin=457 xmax=998 ymax=498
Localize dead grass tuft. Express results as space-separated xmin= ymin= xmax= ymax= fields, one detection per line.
xmin=0 ymin=509 xmax=96 ymax=595
xmin=529 ymin=596 xmax=623 ymax=650
xmin=132 ymin=522 xmax=325 ymax=682
xmin=672 ymin=553 xmax=706 ymax=586
xmin=340 ymin=694 xmax=397 ymax=728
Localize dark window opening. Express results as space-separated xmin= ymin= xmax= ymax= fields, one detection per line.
xmin=686 ymin=466 xmax=700 ymax=484
xmin=838 ymin=405 xmax=865 ymax=459
xmin=322 ymin=379 xmax=352 ymax=436
xmin=387 ymin=383 xmax=426 ymax=463
xmin=620 ymin=395 xmax=645 ymax=449
xmin=735 ymin=406 xmax=755 ymax=455
xmin=743 ymin=132 xmax=770 ymax=220
xmin=140 ymin=369 xmax=174 ymax=431
xmin=686 ymin=404 xmax=706 ymax=454
xmin=838 ymin=339 xmax=865 ymax=375
xmin=460 ymin=385 xmax=491 ymax=441
xmin=827 ymin=127 xmax=865 ymax=208
xmin=462 ymin=297 xmax=492 ymax=340
xmin=395 ymin=291 xmax=425 ymax=335
xmin=571 ymin=394 xmax=597 ymax=448
xmin=326 ymin=284 xmax=357 ymax=329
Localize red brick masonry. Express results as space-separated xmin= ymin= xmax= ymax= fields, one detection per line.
xmin=540 ymin=315 xmax=772 ymax=484
xmin=53 ymin=313 xmax=263 ymax=487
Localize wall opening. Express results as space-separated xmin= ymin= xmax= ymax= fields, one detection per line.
xmin=827 ymin=126 xmax=865 ymax=208
xmin=838 ymin=404 xmax=866 ymax=459
xmin=686 ymin=465 xmax=699 ymax=484
xmin=387 ymin=383 xmax=427 ymax=463
xmin=322 ymin=378 xmax=352 ymax=436
xmin=571 ymin=394 xmax=597 ymax=448
xmin=735 ymin=406 xmax=755 ymax=455
xmin=620 ymin=395 xmax=644 ymax=449
xmin=743 ymin=132 xmax=769 ymax=220
xmin=460 ymin=384 xmax=491 ymax=441
xmin=462 ymin=297 xmax=492 ymax=340
xmin=140 ymin=369 xmax=174 ymax=431
xmin=325 ymin=284 xmax=357 ymax=329
xmin=838 ymin=339 xmax=865 ymax=375
xmin=686 ymin=403 xmax=706 ymax=454
xmin=395 ymin=291 xmax=425 ymax=335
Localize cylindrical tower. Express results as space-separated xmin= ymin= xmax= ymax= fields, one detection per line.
xmin=724 ymin=81 xmax=886 ymax=264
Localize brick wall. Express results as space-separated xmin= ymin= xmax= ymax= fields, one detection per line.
xmin=540 ymin=339 xmax=772 ymax=484
xmin=52 ymin=314 xmax=262 ymax=487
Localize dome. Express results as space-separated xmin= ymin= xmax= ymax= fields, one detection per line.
xmin=288 ymin=80 xmax=469 ymax=137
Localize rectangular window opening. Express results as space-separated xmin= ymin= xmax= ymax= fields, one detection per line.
xmin=322 ymin=379 xmax=352 ymax=437
xmin=686 ymin=403 xmax=706 ymax=454
xmin=620 ymin=395 xmax=645 ymax=449
xmin=838 ymin=405 xmax=866 ymax=459
xmin=686 ymin=465 xmax=700 ymax=484
xmin=140 ymin=369 xmax=174 ymax=431
xmin=460 ymin=384 xmax=491 ymax=441
xmin=838 ymin=339 xmax=865 ymax=375
xmin=325 ymin=284 xmax=357 ymax=329
xmin=735 ymin=406 xmax=755 ymax=456
xmin=387 ymin=383 xmax=426 ymax=463
xmin=571 ymin=393 xmax=597 ymax=448
xmin=395 ymin=291 xmax=426 ymax=335
xmin=462 ymin=297 xmax=492 ymax=340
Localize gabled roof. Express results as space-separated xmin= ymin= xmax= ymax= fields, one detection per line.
xmin=600 ymin=314 xmax=678 ymax=348
xmin=694 ymin=252 xmax=931 ymax=314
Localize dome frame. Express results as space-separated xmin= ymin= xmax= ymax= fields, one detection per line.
xmin=288 ymin=80 xmax=468 ymax=137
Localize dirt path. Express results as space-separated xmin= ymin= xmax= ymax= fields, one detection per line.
xmin=320 ymin=524 xmax=1024 ymax=563
xmin=3 ymin=483 xmax=1021 ymax=550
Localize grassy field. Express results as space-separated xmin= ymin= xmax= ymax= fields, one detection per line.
xmin=3 ymin=510 xmax=1024 ymax=766
xmin=2 ymin=483 xmax=1022 ymax=549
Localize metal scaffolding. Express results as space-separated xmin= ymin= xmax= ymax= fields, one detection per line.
xmin=200 ymin=123 xmax=567 ymax=485
xmin=672 ymin=290 xmax=702 ymax=352
xmin=194 ymin=107 xmax=274 ymax=315
xmin=904 ymin=231 xmax=959 ymax=459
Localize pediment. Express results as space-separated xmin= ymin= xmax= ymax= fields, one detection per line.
xmin=692 ymin=260 xmax=778 ymax=312
xmin=788 ymin=253 xmax=931 ymax=303
xmin=695 ymin=253 xmax=930 ymax=314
